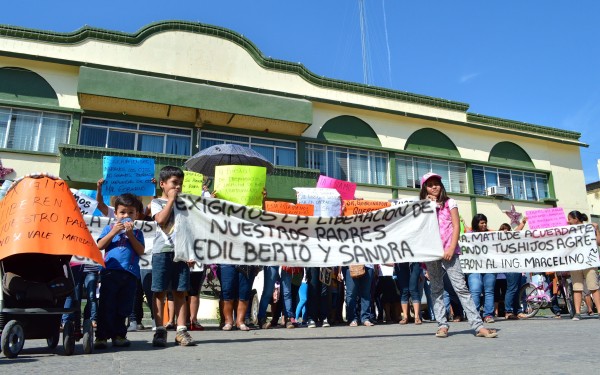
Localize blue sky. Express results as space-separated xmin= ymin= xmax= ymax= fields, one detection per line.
xmin=3 ymin=1 xmax=600 ymax=182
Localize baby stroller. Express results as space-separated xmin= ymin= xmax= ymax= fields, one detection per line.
xmin=0 ymin=174 xmax=102 ymax=358
xmin=0 ymin=253 xmax=94 ymax=357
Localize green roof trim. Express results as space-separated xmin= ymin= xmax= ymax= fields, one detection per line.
xmin=468 ymin=113 xmax=581 ymax=141
xmin=0 ymin=20 xmax=469 ymax=112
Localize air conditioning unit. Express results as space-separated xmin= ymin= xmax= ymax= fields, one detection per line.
xmin=486 ymin=186 xmax=508 ymax=196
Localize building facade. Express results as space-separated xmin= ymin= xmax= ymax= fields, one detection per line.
xmin=0 ymin=21 xmax=589 ymax=228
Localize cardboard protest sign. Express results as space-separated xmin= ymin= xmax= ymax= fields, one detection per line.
xmin=525 ymin=207 xmax=567 ymax=229
xmin=459 ymin=225 xmax=600 ymax=273
xmin=316 ymin=175 xmax=357 ymax=200
xmin=102 ymin=156 xmax=155 ymax=197
xmin=182 ymin=171 xmax=204 ymax=196
xmin=174 ymin=195 xmax=444 ymax=266
xmin=343 ymin=200 xmax=390 ymax=216
xmin=295 ymin=188 xmax=341 ymax=217
xmin=70 ymin=189 xmax=99 ymax=216
xmin=73 ymin=215 xmax=156 ymax=269
xmin=0 ymin=176 xmax=104 ymax=265
xmin=265 ymin=201 xmax=314 ymax=216
xmin=214 ymin=165 xmax=266 ymax=208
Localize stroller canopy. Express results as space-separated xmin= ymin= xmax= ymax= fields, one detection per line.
xmin=0 ymin=174 xmax=104 ymax=265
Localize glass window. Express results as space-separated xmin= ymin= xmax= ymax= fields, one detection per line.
xmin=306 ymin=143 xmax=388 ymax=184
xmin=0 ymin=106 xmax=70 ymax=153
xmin=80 ymin=117 xmax=192 ymax=156
xmin=395 ymin=155 xmax=467 ymax=193
xmin=199 ymin=130 xmax=297 ymax=167
xmin=473 ymin=164 xmax=548 ymax=201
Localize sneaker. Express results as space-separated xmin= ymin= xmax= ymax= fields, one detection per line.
xmin=322 ymin=319 xmax=330 ymax=328
xmin=113 ymin=336 xmax=131 ymax=347
xmin=483 ymin=316 xmax=495 ymax=323
xmin=94 ymin=338 xmax=107 ymax=349
xmin=572 ymin=314 xmax=581 ymax=321
xmin=307 ymin=319 xmax=317 ymax=328
xmin=152 ymin=327 xmax=167 ymax=347
xmin=127 ymin=320 xmax=137 ymax=332
xmin=137 ymin=323 xmax=145 ymax=330
xmin=175 ymin=329 xmax=196 ymax=346
xmin=190 ymin=321 xmax=204 ymax=331
xmin=151 ymin=321 xmax=157 ymax=331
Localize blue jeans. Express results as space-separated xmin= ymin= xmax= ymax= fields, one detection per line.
xmin=468 ymin=273 xmax=496 ymax=318
xmin=344 ymin=267 xmax=374 ymax=323
xmin=62 ymin=265 xmax=99 ymax=328
xmin=280 ymin=269 xmax=296 ymax=319
xmin=395 ymin=263 xmax=421 ymax=303
xmin=258 ymin=266 xmax=280 ymax=320
xmin=96 ymin=269 xmax=137 ymax=340
xmin=504 ymin=273 xmax=523 ymax=314
xmin=219 ymin=265 xmax=252 ymax=301
xmin=306 ymin=267 xmax=331 ymax=322
xmin=295 ymin=281 xmax=308 ymax=321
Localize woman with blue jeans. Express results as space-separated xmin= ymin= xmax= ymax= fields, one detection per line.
xmin=344 ymin=265 xmax=375 ymax=326
xmin=62 ymin=263 xmax=99 ymax=332
xmin=257 ymin=266 xmax=280 ymax=328
xmin=395 ymin=262 xmax=422 ymax=324
xmin=467 ymin=214 xmax=497 ymax=323
xmin=498 ymin=221 xmax=527 ymax=319
xmin=219 ymin=264 xmax=253 ymax=331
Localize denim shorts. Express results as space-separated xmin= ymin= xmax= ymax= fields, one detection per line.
xmin=219 ymin=264 xmax=252 ymax=301
xmin=151 ymin=252 xmax=190 ymax=292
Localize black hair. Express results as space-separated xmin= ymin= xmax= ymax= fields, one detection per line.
xmin=568 ymin=210 xmax=588 ymax=223
xmin=471 ymin=213 xmax=488 ymax=232
xmin=418 ymin=176 xmax=449 ymax=206
xmin=159 ymin=165 xmax=184 ymax=182
xmin=113 ymin=193 xmax=142 ymax=212
xmin=499 ymin=223 xmax=512 ymax=231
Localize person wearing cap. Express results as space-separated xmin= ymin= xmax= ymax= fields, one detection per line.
xmin=419 ymin=172 xmax=497 ymax=338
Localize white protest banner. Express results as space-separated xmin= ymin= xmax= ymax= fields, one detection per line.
xmin=173 ymin=195 xmax=444 ymax=267
xmin=295 ymin=188 xmax=341 ymax=217
xmin=71 ymin=215 xmax=156 ymax=269
xmin=70 ymin=189 xmax=99 ymax=216
xmin=458 ymin=224 xmax=600 ymax=273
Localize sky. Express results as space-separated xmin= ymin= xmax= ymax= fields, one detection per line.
xmin=2 ymin=1 xmax=600 ymax=182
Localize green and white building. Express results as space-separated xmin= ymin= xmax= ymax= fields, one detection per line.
xmin=0 ymin=21 xmax=589 ymax=227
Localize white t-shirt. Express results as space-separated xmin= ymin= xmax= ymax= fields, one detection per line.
xmin=150 ymin=198 xmax=175 ymax=254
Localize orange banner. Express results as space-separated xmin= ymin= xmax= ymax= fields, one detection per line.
xmin=265 ymin=201 xmax=314 ymax=216
xmin=0 ymin=176 xmax=104 ymax=265
xmin=342 ymin=200 xmax=390 ymax=216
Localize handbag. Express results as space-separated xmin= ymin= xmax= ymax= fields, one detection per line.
xmin=349 ymin=264 xmax=366 ymax=279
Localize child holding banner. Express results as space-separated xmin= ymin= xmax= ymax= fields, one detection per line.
xmin=151 ymin=166 xmax=195 ymax=346
xmin=419 ymin=172 xmax=497 ymax=338
xmin=567 ymin=211 xmax=600 ymax=321
xmin=94 ymin=193 xmax=145 ymax=349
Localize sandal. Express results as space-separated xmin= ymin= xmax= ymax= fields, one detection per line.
xmin=475 ymin=328 xmax=498 ymax=338
xmin=399 ymin=319 xmax=408 ymax=325
xmin=414 ymin=317 xmax=422 ymax=325
xmin=483 ymin=316 xmax=495 ymax=323
xmin=505 ymin=313 xmax=518 ymax=320
xmin=190 ymin=321 xmax=205 ymax=331
xmin=237 ymin=323 xmax=250 ymax=331
xmin=435 ymin=327 xmax=449 ymax=338
xmin=452 ymin=316 xmax=463 ymax=322
xmin=221 ymin=323 xmax=233 ymax=331
xmin=349 ymin=321 xmax=358 ymax=327
xmin=363 ymin=320 xmax=375 ymax=326
xmin=517 ymin=313 xmax=528 ymax=319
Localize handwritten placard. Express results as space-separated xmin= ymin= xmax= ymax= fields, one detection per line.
xmin=0 ymin=176 xmax=104 ymax=265
xmin=342 ymin=200 xmax=390 ymax=216
xmin=265 ymin=201 xmax=314 ymax=216
xmin=102 ymin=156 xmax=155 ymax=197
xmin=317 ymin=175 xmax=357 ymax=200
xmin=214 ymin=165 xmax=266 ymax=207
xmin=525 ymin=207 xmax=567 ymax=229
xmin=182 ymin=171 xmax=204 ymax=196
xmin=294 ymin=188 xmax=341 ymax=217
xmin=70 ymin=189 xmax=99 ymax=216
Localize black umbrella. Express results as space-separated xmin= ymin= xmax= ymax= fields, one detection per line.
xmin=184 ymin=144 xmax=274 ymax=177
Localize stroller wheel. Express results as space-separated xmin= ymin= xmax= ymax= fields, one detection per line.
xmin=1 ymin=320 xmax=25 ymax=358
xmin=47 ymin=325 xmax=61 ymax=349
xmin=82 ymin=319 xmax=94 ymax=354
xmin=62 ymin=321 xmax=76 ymax=356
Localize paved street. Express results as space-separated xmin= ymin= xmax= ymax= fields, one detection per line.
xmin=2 ymin=315 xmax=598 ymax=374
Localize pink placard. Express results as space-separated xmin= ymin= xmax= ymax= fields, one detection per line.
xmin=525 ymin=207 xmax=567 ymax=229
xmin=316 ymin=175 xmax=357 ymax=200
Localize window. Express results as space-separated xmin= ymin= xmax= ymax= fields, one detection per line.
xmin=305 ymin=143 xmax=388 ymax=184
xmin=472 ymin=165 xmax=549 ymax=201
xmin=79 ymin=117 xmax=192 ymax=156
xmin=199 ymin=131 xmax=297 ymax=166
xmin=0 ymin=106 xmax=71 ymax=153
xmin=395 ymin=155 xmax=467 ymax=193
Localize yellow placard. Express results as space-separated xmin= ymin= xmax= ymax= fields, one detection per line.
xmin=214 ymin=165 xmax=266 ymax=207
xmin=182 ymin=171 xmax=204 ymax=196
